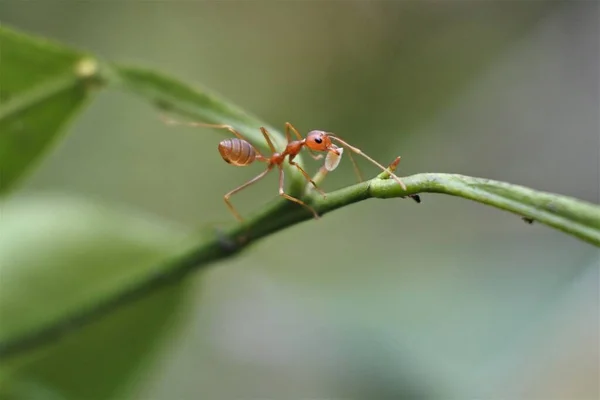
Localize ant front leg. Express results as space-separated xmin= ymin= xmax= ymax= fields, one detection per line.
xmin=288 ymin=158 xmax=326 ymax=197
xmin=329 ymin=136 xmax=407 ymax=191
xmin=377 ymin=156 xmax=420 ymax=203
xmin=307 ymin=150 xmax=324 ymax=161
xmin=278 ymin=166 xmax=320 ymax=219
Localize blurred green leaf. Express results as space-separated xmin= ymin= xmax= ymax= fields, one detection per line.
xmin=112 ymin=66 xmax=306 ymax=193
xmin=114 ymin=66 xmax=288 ymax=153
xmin=0 ymin=195 xmax=195 ymax=398
xmin=0 ymin=25 xmax=101 ymax=195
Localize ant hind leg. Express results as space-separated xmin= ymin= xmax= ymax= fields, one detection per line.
xmin=278 ymin=167 xmax=320 ymax=219
xmin=289 ymin=160 xmax=326 ymax=197
xmin=223 ymin=167 xmax=273 ymax=222
xmin=160 ymin=114 xmax=268 ymax=158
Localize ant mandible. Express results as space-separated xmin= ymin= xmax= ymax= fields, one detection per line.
xmin=161 ymin=116 xmax=408 ymax=222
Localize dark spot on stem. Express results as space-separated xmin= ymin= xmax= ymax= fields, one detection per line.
xmin=410 ymin=194 xmax=421 ymax=203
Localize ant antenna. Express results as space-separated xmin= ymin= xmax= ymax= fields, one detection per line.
xmin=328 ymin=135 xmax=407 ymax=191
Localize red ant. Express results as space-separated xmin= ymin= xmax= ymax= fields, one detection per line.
xmin=161 ymin=116 xmax=408 ymax=222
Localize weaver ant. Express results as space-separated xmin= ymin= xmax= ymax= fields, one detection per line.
xmin=161 ymin=116 xmax=409 ymax=222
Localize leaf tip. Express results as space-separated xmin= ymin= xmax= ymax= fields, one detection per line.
xmin=74 ymin=57 xmax=99 ymax=79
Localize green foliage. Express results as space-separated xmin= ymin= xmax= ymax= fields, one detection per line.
xmin=0 ymin=196 xmax=192 ymax=399
xmin=0 ymin=23 xmax=598 ymax=399
xmin=111 ymin=66 xmax=304 ymax=193
xmin=114 ymin=66 xmax=287 ymax=151
xmin=0 ymin=27 xmax=97 ymax=195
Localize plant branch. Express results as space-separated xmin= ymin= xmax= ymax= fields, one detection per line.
xmin=1 ymin=171 xmax=598 ymax=361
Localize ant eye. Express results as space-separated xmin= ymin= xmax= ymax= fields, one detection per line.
xmin=314 ymin=137 xmax=323 ymax=144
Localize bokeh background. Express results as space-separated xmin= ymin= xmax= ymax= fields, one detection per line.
xmin=1 ymin=0 xmax=598 ymax=399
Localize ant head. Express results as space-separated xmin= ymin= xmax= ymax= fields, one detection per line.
xmin=305 ymin=130 xmax=333 ymax=152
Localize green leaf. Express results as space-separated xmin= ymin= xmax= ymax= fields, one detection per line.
xmin=0 ymin=25 xmax=102 ymax=195
xmin=113 ymin=65 xmax=287 ymax=152
xmin=111 ymin=65 xmax=306 ymax=194
xmin=0 ymin=195 xmax=195 ymax=398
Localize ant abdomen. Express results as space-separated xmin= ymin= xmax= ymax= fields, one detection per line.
xmin=218 ymin=138 xmax=256 ymax=166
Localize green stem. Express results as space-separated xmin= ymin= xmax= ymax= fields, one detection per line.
xmin=316 ymin=173 xmax=600 ymax=246
xmin=1 ymin=172 xmax=598 ymax=361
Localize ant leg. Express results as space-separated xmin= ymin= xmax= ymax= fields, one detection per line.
xmin=303 ymin=164 xmax=331 ymax=197
xmin=289 ymin=160 xmax=326 ymax=197
xmin=306 ymin=148 xmax=324 ymax=161
xmin=160 ymin=114 xmax=267 ymax=158
xmin=224 ymin=166 xmax=273 ymax=222
xmin=329 ymin=136 xmax=407 ymax=191
xmin=278 ymin=166 xmax=320 ymax=219
xmin=376 ymin=156 xmax=401 ymax=179
xmin=378 ymin=157 xmax=420 ymax=203
xmin=285 ymin=122 xmax=323 ymax=161
xmin=307 ymin=149 xmax=324 ymax=161
xmin=323 ymin=135 xmax=362 ymax=182
xmin=259 ymin=127 xmax=277 ymax=153
xmin=284 ymin=121 xmax=299 ymax=143
xmin=160 ymin=115 xmax=249 ymax=140
xmin=285 ymin=122 xmax=304 ymax=141
xmin=346 ymin=151 xmax=364 ymax=182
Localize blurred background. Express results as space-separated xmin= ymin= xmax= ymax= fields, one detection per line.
xmin=1 ymin=0 xmax=598 ymax=399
